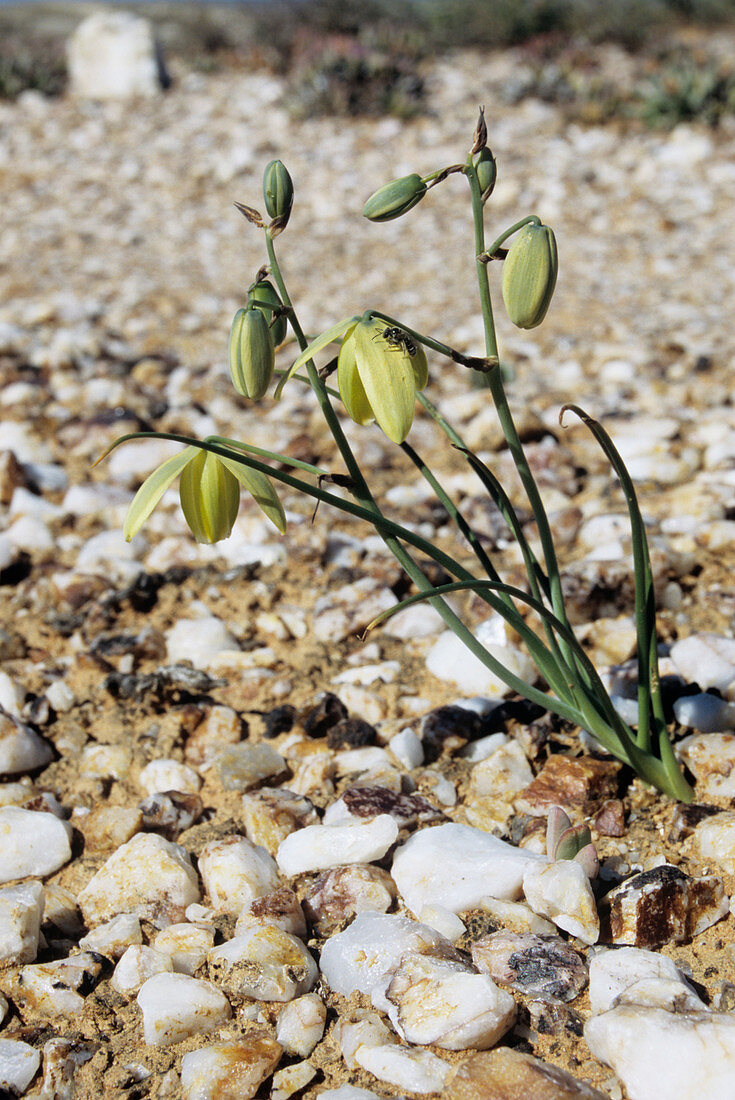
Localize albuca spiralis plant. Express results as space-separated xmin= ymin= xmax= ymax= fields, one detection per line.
xmin=101 ymin=114 xmax=694 ymax=803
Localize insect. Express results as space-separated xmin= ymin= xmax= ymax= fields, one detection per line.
xmin=374 ymin=325 xmax=417 ymax=357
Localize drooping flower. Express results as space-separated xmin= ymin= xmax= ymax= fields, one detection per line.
xmin=123 ymin=444 xmax=286 ymax=545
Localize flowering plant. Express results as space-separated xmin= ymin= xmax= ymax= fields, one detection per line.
xmin=101 ymin=112 xmax=693 ymax=803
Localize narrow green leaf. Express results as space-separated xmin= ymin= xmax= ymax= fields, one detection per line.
xmin=123 ymin=447 xmax=195 ymax=541
xmin=274 ymin=316 xmax=359 ymax=399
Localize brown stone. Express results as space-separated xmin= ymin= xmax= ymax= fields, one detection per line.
xmin=601 ymin=864 xmax=729 ymax=947
xmin=445 ymin=1047 xmax=607 ymax=1100
xmin=593 ymin=798 xmax=626 ymax=837
xmin=515 ymin=755 xmax=620 ymax=816
xmin=302 ymin=864 xmax=396 ymax=934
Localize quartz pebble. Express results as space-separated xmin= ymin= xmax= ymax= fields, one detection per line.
xmin=522 ymin=860 xmax=600 ymax=944
xmin=391 ymin=823 xmax=545 ymax=917
xmin=669 ymin=632 xmax=735 ymax=694
xmin=16 ymin=951 xmax=104 ymax=1019
xmin=34 ymin=1037 xmax=98 ymax=1100
xmin=112 ymin=945 xmax=173 ymax=996
xmin=136 ymin=972 xmax=231 ymax=1046
xmin=0 ymin=880 xmax=45 ymax=963
xmin=677 ymin=732 xmax=735 ymax=798
xmin=0 ymin=712 xmax=53 ymax=776
xmin=153 ymin=922 xmax=214 ymax=975
xmin=0 ymin=1038 xmax=41 ymax=1096
xmin=138 ymin=757 xmax=201 ymax=795
xmin=77 ymin=832 xmax=200 ymax=927
xmin=693 ymin=811 xmax=735 ymax=874
xmin=302 ymin=864 xmax=396 ymax=934
xmin=208 ymin=926 xmax=317 ymax=1001
xmin=471 ymin=931 xmax=588 ymax=1003
xmin=241 ymin=787 xmax=319 ymax=854
xmin=0 ymin=806 xmax=72 ymax=882
xmin=479 ymin=896 xmax=556 ymax=936
xmin=276 ymin=816 xmax=399 ymax=876
xmin=79 ymin=912 xmax=142 ymax=959
xmin=445 ymin=1047 xmax=608 ymax=1100
xmin=426 ymin=630 xmax=536 ymax=697
xmin=235 ymin=886 xmax=307 ymax=938
xmin=275 ymin=992 xmax=327 ymax=1057
xmin=585 ymin=1005 xmax=735 ymax=1100
xmin=138 ymin=789 xmax=203 ymax=838
xmin=271 ymin=1060 xmax=317 ymax=1100
xmin=601 ymin=864 xmax=728 ymax=946
xmin=165 ymin=615 xmax=239 ymax=669
xmin=180 ymin=1035 xmax=282 ymax=1100
xmin=587 ymin=946 xmax=704 ymax=1014
xmin=357 ymin=1043 xmax=451 ymax=1094
xmin=198 ymin=835 xmax=279 ymax=914
xmin=214 ymin=742 xmax=287 ymax=791
xmin=673 ymin=693 xmax=735 ymax=732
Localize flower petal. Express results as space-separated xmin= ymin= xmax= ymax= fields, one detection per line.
xmin=355 ymin=320 xmax=416 ymax=444
xmin=180 ymin=450 xmax=240 ymax=544
xmin=337 ymin=327 xmax=374 ymax=426
xmin=123 ymin=447 xmax=196 ymax=541
xmin=219 ymin=455 xmax=287 ymax=534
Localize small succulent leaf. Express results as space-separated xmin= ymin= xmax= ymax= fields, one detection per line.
xmin=337 ymin=327 xmax=374 ymax=426
xmin=574 ymin=843 xmax=600 ymax=879
xmin=354 ymin=319 xmax=416 ymax=444
xmin=179 ymin=450 xmax=240 ymax=544
xmin=123 ymin=447 xmax=196 ymax=541
xmin=546 ymin=805 xmax=573 ymax=859
xmin=218 ymin=455 xmax=287 ymax=534
xmin=275 ymin=316 xmax=360 ymax=399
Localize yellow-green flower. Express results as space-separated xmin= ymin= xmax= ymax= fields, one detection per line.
xmin=337 ymin=318 xmax=428 ymax=444
xmin=124 ymin=445 xmax=286 ymax=545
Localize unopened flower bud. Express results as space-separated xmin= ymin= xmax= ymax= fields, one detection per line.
xmin=473 ymin=147 xmax=497 ymax=202
xmin=501 ymin=222 xmax=558 ymax=329
xmin=263 ymin=159 xmax=294 ymax=228
xmin=363 ymin=174 xmax=427 ymax=222
xmin=248 ymin=279 xmax=287 ymax=347
xmin=179 ymin=449 xmax=240 ymax=545
xmin=229 ymin=307 xmax=275 ymax=400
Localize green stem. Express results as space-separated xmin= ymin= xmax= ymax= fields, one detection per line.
xmin=485 ymin=215 xmax=541 ymax=258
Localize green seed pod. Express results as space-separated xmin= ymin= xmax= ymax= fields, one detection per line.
xmin=473 ymin=147 xmax=497 ymax=202
xmin=248 ymin=279 xmax=287 ymax=347
xmin=363 ymin=174 xmax=427 ymax=222
xmin=263 ymin=159 xmax=294 ymax=227
xmin=229 ymin=307 xmax=275 ymax=400
xmin=179 ymin=449 xmax=240 ymax=545
xmin=501 ymin=222 xmax=558 ymax=329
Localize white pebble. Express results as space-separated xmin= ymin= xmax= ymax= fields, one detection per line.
xmin=388 ymin=728 xmax=424 ymax=769
xmin=673 ymin=693 xmax=735 ymax=732
xmin=198 ymin=836 xmax=280 ymax=915
xmin=0 ymin=807 xmax=72 ymax=882
xmin=357 ymin=1044 xmax=451 ymax=1094
xmin=678 ymin=733 xmax=735 ymax=798
xmin=0 ymin=674 xmax=24 ymax=719
xmin=138 ymin=758 xmax=202 ymax=796
xmin=694 ymin=812 xmax=735 ymax=874
xmin=166 ymin=616 xmax=239 ymax=669
xmin=112 ymin=945 xmax=173 ymax=996
xmin=425 ymin=630 xmax=536 ymax=696
xmin=523 ymin=860 xmax=600 ymax=944
xmin=276 ymin=816 xmax=399 ymax=877
xmin=391 ymin=822 xmax=545 ymax=917
xmin=275 ymin=993 xmax=327 ymax=1057
xmin=585 ymin=1005 xmax=735 ymax=1100
xmin=0 ymin=713 xmax=53 ymax=776
xmin=17 ymin=952 xmax=103 ymax=1017
xmin=137 ymin=972 xmax=231 ymax=1046
xmin=418 ymin=904 xmax=466 ymax=942
xmin=208 ymin=926 xmax=317 ymax=1001
xmin=77 ymin=833 xmax=200 ymax=927
xmin=588 ymin=947 xmax=703 ymax=1014
xmin=180 ymin=1036 xmax=282 ymax=1100
xmin=153 ymin=923 xmax=214 ymax=975
xmin=79 ymin=742 xmax=131 ymax=780
xmin=79 ymin=913 xmax=142 ymax=959
xmin=45 ymin=679 xmax=75 ymax=713
xmin=0 ymin=881 xmax=44 ymax=964
xmin=0 ymin=1039 xmax=41 ymax=1095
xmin=670 ymin=633 xmax=735 ymax=693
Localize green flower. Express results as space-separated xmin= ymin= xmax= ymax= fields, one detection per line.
xmin=124 ymin=445 xmax=286 ymax=545
xmin=337 ymin=318 xmax=428 ymax=444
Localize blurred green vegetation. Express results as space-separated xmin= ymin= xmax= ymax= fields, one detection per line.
xmin=1 ymin=0 xmax=734 ymax=127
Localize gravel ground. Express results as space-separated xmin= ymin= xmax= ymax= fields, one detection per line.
xmin=1 ymin=34 xmax=735 ymax=1100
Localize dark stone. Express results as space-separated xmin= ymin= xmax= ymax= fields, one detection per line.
xmin=601 ymin=863 xmax=727 ymax=947
xmin=263 ymin=705 xmax=297 ymax=739
xmin=341 ymin=785 xmax=442 ymax=826
xmin=420 ymin=705 xmax=483 ymax=762
xmin=472 ymin=931 xmax=587 ymax=1004
xmin=326 ymin=717 xmax=377 ymax=749
xmin=593 ymin=799 xmax=626 ymax=837
xmin=138 ymin=790 xmax=203 ymax=839
xmin=669 ymin=802 xmax=721 ymax=841
xmin=303 ymin=692 xmax=348 ymax=739
xmin=526 ymin=1000 xmax=584 ymax=1037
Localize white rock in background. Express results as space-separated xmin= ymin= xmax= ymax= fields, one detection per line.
xmin=677 ymin=733 xmax=735 ymax=798
xmin=137 ymin=972 xmax=231 ymax=1046
xmin=418 ymin=904 xmax=466 ymax=942
xmin=276 ymin=816 xmax=398 ymax=876
xmin=112 ymin=945 xmax=173 ymax=997
xmin=673 ymin=693 xmax=735 ymax=732
xmin=318 ymin=1089 xmax=382 ymax=1100
xmin=585 ymin=1005 xmax=735 ymax=1100
xmin=198 ymin=836 xmax=280 ymax=915
xmin=0 ymin=674 xmax=24 ymax=719
xmin=79 ymin=912 xmax=142 ymax=959
xmin=0 ymin=1039 xmax=41 ymax=1095
xmin=271 ymin=1061 xmax=317 ymax=1100
xmin=79 ymin=742 xmax=132 ymax=780
xmin=0 ymin=880 xmax=44 ymax=964
xmin=693 ymin=812 xmax=735 ymax=874
xmin=0 ymin=712 xmax=53 ymax=776
xmin=275 ymin=993 xmax=327 ymax=1057
xmin=391 ymin=823 xmax=545 ymax=917
xmin=425 ymin=630 xmax=536 ymax=696
xmin=670 ymin=633 xmax=735 ymax=694
xmin=166 ymin=616 xmax=239 ymax=670
xmin=77 ymin=833 xmax=200 ymax=927
xmin=523 ymin=860 xmax=600 ymax=944
xmin=0 ymin=807 xmax=72 ymax=882
xmin=138 ymin=758 xmax=202 ymax=796
xmin=388 ymin=728 xmax=424 ymax=769
xmin=357 ymin=1044 xmax=451 ymax=1094
xmin=588 ymin=947 xmax=704 ymax=1014
xmin=67 ymin=12 xmax=166 ymax=99
xmin=385 ymin=953 xmax=516 ymax=1050
xmin=208 ymin=926 xmax=317 ymax=1001
xmin=479 ymin=896 xmax=556 ymax=936
xmin=180 ymin=1036 xmax=282 ymax=1100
